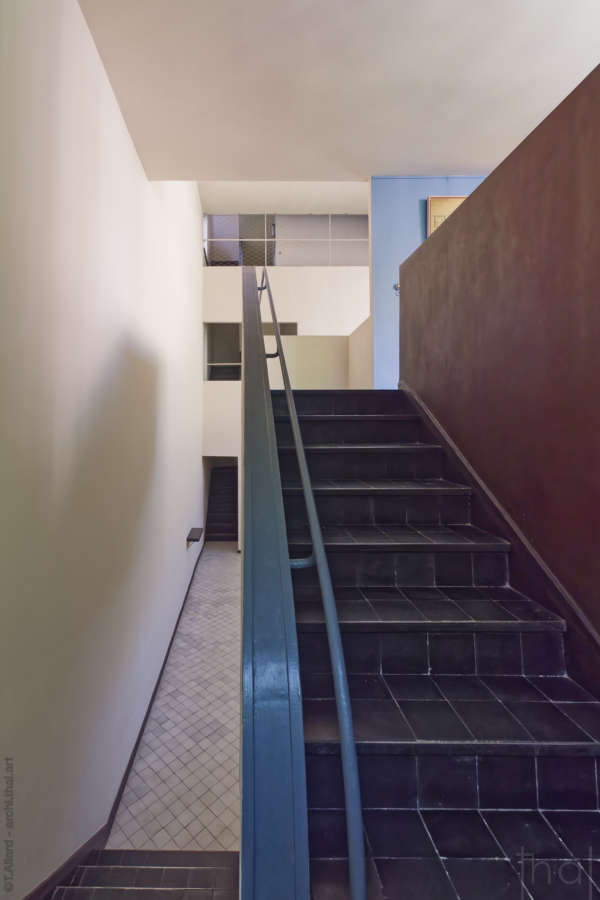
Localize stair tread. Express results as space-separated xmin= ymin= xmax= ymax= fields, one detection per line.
xmin=302 ymin=674 xmax=600 ymax=750
xmin=293 ymin=585 xmax=564 ymax=631
xmin=288 ymin=523 xmax=509 ymax=551
xmin=67 ymin=864 xmax=235 ymax=890
xmin=279 ymin=442 xmax=441 ymax=452
xmin=283 ymin=477 xmax=470 ymax=494
xmin=309 ymin=819 xmax=600 ymax=898
xmin=275 ymin=413 xmax=420 ymax=421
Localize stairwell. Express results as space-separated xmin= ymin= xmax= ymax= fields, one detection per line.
xmin=52 ymin=849 xmax=238 ymax=899
xmin=275 ymin=388 xmax=600 ymax=900
xmin=205 ymin=467 xmax=238 ymax=543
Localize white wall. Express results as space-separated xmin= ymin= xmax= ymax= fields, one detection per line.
xmin=203 ymin=267 xmax=370 ymax=335
xmin=0 ymin=2 xmax=205 ymax=895
xmin=202 ymin=383 xmax=242 ymax=458
xmin=197 ymin=180 xmax=369 ymax=214
xmin=348 ymin=317 xmax=374 ymax=388
xmin=267 ymin=337 xmax=349 ymax=390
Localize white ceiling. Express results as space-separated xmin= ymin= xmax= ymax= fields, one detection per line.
xmin=79 ymin=0 xmax=600 ymax=181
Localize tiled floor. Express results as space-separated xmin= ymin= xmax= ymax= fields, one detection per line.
xmin=107 ymin=543 xmax=241 ymax=852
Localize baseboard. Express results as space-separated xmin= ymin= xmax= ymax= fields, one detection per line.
xmin=23 ymin=825 xmax=109 ymax=900
xmin=401 ymin=381 xmax=600 ymax=691
xmin=25 ymin=541 xmax=206 ymax=899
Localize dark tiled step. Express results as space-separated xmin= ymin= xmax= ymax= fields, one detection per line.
xmin=278 ymin=443 xmax=444 ymax=481
xmin=288 ymin=523 xmax=508 ymax=552
xmin=307 ymin=749 xmax=600 ymax=811
xmin=291 ymin=543 xmax=508 ymax=589
xmin=275 ymin=413 xmax=424 ymax=445
xmin=284 ymin=479 xmax=471 ymax=528
xmin=308 ymin=812 xmax=600 ymax=898
xmin=84 ymin=851 xmax=238 ymax=871
xmin=54 ymin=890 xmax=232 ymax=900
xmin=293 ymin=585 xmax=564 ymax=632
xmin=298 ymin=630 xmax=566 ymax=678
xmin=302 ymin=673 xmax=600 ymax=749
xmin=271 ymin=389 xmax=413 ymax=416
xmin=68 ymin=866 xmax=235 ymax=889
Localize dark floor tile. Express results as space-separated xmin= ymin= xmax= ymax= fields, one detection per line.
xmin=452 ymin=700 xmax=531 ymax=741
xmin=537 ymin=756 xmax=598 ymax=810
xmin=545 ymin=812 xmax=600 ymax=858
xmin=310 ymin=858 xmax=384 ymax=900
xmin=478 ymin=756 xmax=537 ymax=809
xmin=422 ymin=810 xmax=503 ymax=858
xmin=348 ymin=674 xmax=391 ymax=699
xmin=304 ymin=700 xmax=341 ymax=742
xmin=309 ymin=810 xmax=348 ymax=858
xmin=429 ymin=633 xmax=475 ymax=675
xmin=299 ymin=633 xmax=331 ymax=673
xmin=445 ymin=858 xmax=527 ymax=900
xmin=302 ymin=672 xmax=335 ymax=698
xmin=364 ymin=810 xmax=436 ymax=857
xmin=352 ymin=699 xmax=415 ymax=741
xmin=361 ymin=586 xmax=405 ymax=600
xmin=383 ymin=674 xmax=442 ymax=700
xmin=375 ymin=858 xmax=456 ymax=900
xmin=507 ymin=703 xmax=592 ymax=743
xmin=398 ymin=700 xmax=473 ymax=740
xmin=519 ymin=858 xmax=600 ymax=899
xmin=307 ymin=755 xmax=344 ymax=808
xmin=371 ymin=599 xmax=425 ymax=621
xmin=484 ymin=811 xmax=569 ymax=859
xmin=394 ymin=550 xmax=436 ymax=585
xmin=434 ymin=675 xmax=493 ymax=701
xmin=359 ymin=755 xmax=418 ymax=808
xmin=557 ymin=703 xmax=600 ymax=741
xmin=476 ymin=634 xmax=522 ymax=675
xmin=435 ymin=552 xmax=473 ymax=586
xmin=337 ymin=601 xmax=379 ymax=623
xmin=482 ymin=676 xmax=546 ymax=703
xmin=500 ymin=599 xmax=562 ymax=622
xmin=381 ymin=633 xmax=428 ymax=674
xmin=454 ymin=598 xmax=517 ymax=621
xmin=342 ymin=634 xmax=380 ymax=672
xmin=413 ymin=598 xmax=469 ymax=621
xmin=522 ymin=633 xmax=565 ymax=676
xmin=295 ymin=601 xmax=326 ymax=623
xmin=531 ymin=678 xmax=596 ymax=703
xmin=418 ymin=756 xmax=477 ymax=809
xmin=474 ymin=552 xmax=508 ymax=586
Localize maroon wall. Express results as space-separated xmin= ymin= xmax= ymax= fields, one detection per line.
xmin=400 ymin=66 xmax=600 ymax=634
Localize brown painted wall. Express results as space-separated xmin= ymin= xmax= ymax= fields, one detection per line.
xmin=400 ymin=66 xmax=600 ymax=633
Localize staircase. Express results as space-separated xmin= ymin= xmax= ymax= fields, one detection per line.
xmin=52 ymin=849 xmax=238 ymax=899
xmin=205 ymin=466 xmax=238 ymax=542
xmin=274 ymin=389 xmax=600 ymax=900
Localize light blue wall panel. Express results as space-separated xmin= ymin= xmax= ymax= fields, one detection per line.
xmin=371 ymin=175 xmax=486 ymax=388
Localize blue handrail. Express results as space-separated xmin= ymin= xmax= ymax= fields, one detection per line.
xmin=258 ymin=267 xmax=367 ymax=900
xmin=241 ymin=268 xmax=310 ymax=900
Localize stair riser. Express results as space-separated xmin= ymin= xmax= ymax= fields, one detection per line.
xmin=279 ymin=448 xmax=444 ymax=481
xmin=297 ymin=630 xmax=565 ymax=676
xmin=306 ymin=752 xmax=600 ymax=814
xmin=291 ymin=549 xmax=508 ymax=589
xmin=272 ymin=392 xmax=413 ymax=416
xmin=284 ymin=492 xmax=470 ymax=528
xmin=275 ymin=418 xmax=424 ymax=445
